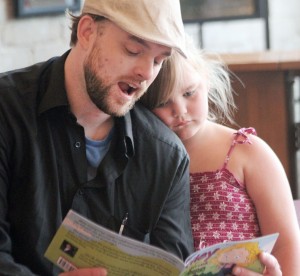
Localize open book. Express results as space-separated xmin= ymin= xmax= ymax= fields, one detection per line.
xmin=44 ymin=210 xmax=279 ymax=276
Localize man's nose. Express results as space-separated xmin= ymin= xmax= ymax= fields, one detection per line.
xmin=134 ymin=59 xmax=154 ymax=81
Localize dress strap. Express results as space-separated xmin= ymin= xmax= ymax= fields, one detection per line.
xmin=222 ymin=127 xmax=257 ymax=169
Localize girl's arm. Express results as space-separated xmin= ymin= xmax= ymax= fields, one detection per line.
xmin=242 ymin=135 xmax=300 ymax=275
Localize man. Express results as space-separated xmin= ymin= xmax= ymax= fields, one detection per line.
xmin=0 ymin=0 xmax=193 ymax=275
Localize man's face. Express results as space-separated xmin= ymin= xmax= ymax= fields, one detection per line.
xmin=83 ymin=21 xmax=172 ymax=117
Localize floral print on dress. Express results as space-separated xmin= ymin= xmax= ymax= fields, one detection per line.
xmin=190 ymin=128 xmax=261 ymax=250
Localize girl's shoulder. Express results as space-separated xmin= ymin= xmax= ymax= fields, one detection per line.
xmin=226 ymin=126 xmax=281 ymax=176
xmin=212 ymin=123 xmax=239 ymax=143
xmin=216 ymin=125 xmax=264 ymax=151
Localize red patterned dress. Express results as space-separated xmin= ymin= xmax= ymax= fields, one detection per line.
xmin=190 ymin=128 xmax=261 ymax=250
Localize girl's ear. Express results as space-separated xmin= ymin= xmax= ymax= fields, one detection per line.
xmin=77 ymin=15 xmax=97 ymax=50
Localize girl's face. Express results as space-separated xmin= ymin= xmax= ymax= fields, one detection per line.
xmin=152 ymin=61 xmax=209 ymax=142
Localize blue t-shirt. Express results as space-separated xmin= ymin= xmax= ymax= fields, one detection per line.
xmin=85 ymin=128 xmax=114 ymax=180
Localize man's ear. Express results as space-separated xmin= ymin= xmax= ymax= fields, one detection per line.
xmin=77 ymin=15 xmax=97 ymax=49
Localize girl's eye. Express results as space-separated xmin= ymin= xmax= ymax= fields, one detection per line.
xmin=184 ymin=90 xmax=195 ymax=97
xmin=156 ymin=101 xmax=170 ymax=108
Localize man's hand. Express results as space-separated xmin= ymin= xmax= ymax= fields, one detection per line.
xmin=232 ymin=252 xmax=282 ymax=276
xmin=59 ymin=268 xmax=107 ymax=276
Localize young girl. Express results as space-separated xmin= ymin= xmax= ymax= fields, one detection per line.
xmin=141 ymin=39 xmax=300 ymax=275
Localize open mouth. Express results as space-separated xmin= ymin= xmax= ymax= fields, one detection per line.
xmin=118 ymin=82 xmax=138 ymax=96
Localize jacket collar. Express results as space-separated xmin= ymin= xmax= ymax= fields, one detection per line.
xmin=37 ymin=51 xmax=70 ymax=115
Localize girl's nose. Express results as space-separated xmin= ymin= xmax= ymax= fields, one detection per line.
xmin=172 ymin=100 xmax=187 ymax=117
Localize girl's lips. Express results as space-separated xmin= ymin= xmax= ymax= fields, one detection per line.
xmin=174 ymin=120 xmax=190 ymax=128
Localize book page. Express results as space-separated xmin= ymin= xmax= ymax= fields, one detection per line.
xmin=180 ymin=233 xmax=279 ymax=276
xmin=44 ymin=210 xmax=185 ymax=276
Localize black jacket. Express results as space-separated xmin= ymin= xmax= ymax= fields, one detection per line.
xmin=0 ymin=52 xmax=194 ymax=275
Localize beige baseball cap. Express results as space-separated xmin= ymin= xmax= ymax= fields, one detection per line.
xmin=82 ymin=0 xmax=187 ymax=58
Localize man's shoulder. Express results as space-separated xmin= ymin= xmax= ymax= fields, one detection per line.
xmin=0 ymin=60 xmax=51 ymax=96
xmin=131 ymin=103 xmax=186 ymax=152
xmin=0 ymin=55 xmax=63 ymax=94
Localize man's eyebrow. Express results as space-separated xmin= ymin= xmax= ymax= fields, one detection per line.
xmin=128 ymin=35 xmax=172 ymax=57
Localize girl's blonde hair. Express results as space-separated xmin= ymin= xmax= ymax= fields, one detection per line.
xmin=141 ymin=37 xmax=237 ymax=125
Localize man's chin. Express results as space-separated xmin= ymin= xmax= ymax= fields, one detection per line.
xmin=110 ymin=102 xmax=135 ymax=117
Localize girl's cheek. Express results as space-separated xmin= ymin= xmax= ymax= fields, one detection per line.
xmin=160 ymin=113 xmax=170 ymax=125
xmin=163 ymin=111 xmax=173 ymax=123
xmin=153 ymin=109 xmax=172 ymax=126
